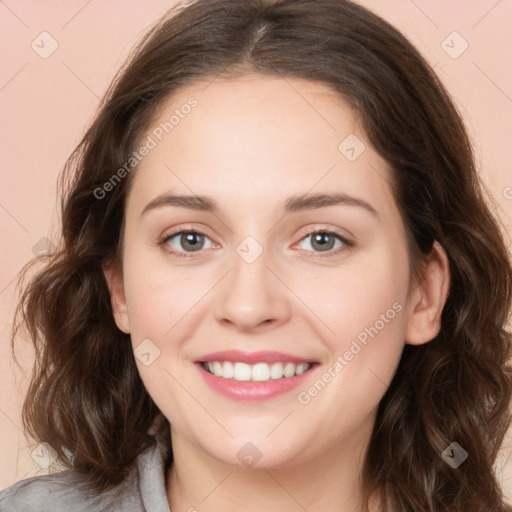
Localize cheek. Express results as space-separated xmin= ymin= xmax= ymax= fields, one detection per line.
xmin=120 ymin=246 xmax=205 ymax=420
xmin=296 ymin=242 xmax=409 ymax=403
xmin=295 ymin=242 xmax=409 ymax=351
xmin=121 ymin=239 xmax=209 ymax=341
xmin=298 ymin=246 xmax=409 ymax=416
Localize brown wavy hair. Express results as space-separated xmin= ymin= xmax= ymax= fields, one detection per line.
xmin=11 ymin=0 xmax=512 ymax=510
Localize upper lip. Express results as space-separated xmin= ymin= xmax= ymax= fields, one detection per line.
xmin=195 ymin=350 xmax=317 ymax=365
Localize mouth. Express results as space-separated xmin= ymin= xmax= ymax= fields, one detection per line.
xmin=199 ymin=360 xmax=317 ymax=382
xmin=194 ymin=355 xmax=319 ymax=401
xmin=193 ymin=349 xmax=320 ymax=400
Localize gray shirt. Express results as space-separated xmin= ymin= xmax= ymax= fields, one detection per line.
xmin=0 ymin=431 xmax=172 ymax=512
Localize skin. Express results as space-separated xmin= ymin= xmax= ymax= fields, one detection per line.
xmin=103 ymin=74 xmax=450 ymax=512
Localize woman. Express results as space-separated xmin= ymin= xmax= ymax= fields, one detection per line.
xmin=2 ymin=0 xmax=511 ymax=510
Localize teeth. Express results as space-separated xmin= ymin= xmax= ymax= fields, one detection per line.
xmin=202 ymin=361 xmax=312 ymax=381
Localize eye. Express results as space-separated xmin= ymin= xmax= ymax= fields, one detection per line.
xmin=160 ymin=229 xmax=215 ymax=258
xmin=159 ymin=227 xmax=353 ymax=259
xmin=294 ymin=228 xmax=353 ymax=258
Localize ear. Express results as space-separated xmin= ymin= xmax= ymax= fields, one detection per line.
xmin=404 ymin=240 xmax=451 ymax=345
xmin=102 ymin=259 xmax=131 ymax=334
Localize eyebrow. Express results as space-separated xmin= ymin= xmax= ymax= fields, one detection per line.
xmin=140 ymin=191 xmax=379 ymax=218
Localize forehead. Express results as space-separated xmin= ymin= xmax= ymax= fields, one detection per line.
xmin=127 ymin=74 xmax=397 ymax=219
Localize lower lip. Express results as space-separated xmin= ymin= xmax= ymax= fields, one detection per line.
xmin=195 ymin=362 xmax=317 ymax=401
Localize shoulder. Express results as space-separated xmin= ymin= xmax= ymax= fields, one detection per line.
xmin=0 ymin=468 xmax=142 ymax=512
xmin=0 ymin=428 xmax=171 ymax=512
xmin=1 ymin=424 xmax=172 ymax=512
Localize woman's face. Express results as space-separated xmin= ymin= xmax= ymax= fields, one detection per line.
xmin=105 ymin=75 xmax=440 ymax=469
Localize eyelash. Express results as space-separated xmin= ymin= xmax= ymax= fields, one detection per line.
xmin=158 ymin=227 xmax=354 ymax=259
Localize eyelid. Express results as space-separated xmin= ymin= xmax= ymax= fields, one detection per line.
xmin=295 ymin=224 xmax=352 ymax=241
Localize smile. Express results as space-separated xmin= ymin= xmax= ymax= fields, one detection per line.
xmin=196 ymin=360 xmax=318 ymax=401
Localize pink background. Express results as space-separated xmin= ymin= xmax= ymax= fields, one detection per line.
xmin=1 ymin=0 xmax=511 ymax=499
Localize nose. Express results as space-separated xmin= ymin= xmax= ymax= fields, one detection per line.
xmin=213 ymin=245 xmax=292 ymax=333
